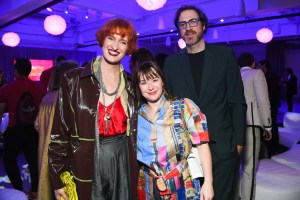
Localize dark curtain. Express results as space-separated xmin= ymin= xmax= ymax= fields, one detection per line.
xmin=0 ymin=45 xmax=96 ymax=82
xmin=266 ymin=41 xmax=285 ymax=79
xmin=266 ymin=41 xmax=286 ymax=99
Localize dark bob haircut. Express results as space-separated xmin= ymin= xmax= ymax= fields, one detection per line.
xmin=132 ymin=61 xmax=173 ymax=108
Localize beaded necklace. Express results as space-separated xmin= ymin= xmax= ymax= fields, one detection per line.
xmin=98 ymin=62 xmax=121 ymax=134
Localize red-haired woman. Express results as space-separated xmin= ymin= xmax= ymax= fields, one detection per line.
xmin=48 ymin=18 xmax=139 ymax=200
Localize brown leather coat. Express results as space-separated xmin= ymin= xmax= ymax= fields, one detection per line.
xmin=48 ymin=59 xmax=138 ymax=200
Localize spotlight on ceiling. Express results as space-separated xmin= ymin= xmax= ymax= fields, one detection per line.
xmin=2 ymin=32 xmax=20 ymax=47
xmin=136 ymin=0 xmax=167 ymax=11
xmin=256 ymin=28 xmax=273 ymax=43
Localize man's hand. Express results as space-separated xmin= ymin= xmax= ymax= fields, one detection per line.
xmin=264 ymin=130 xmax=272 ymax=141
xmin=237 ymin=145 xmax=243 ymax=155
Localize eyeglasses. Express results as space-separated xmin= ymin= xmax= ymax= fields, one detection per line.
xmin=177 ymin=18 xmax=201 ymax=30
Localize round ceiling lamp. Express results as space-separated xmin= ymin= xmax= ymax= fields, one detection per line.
xmin=1 ymin=32 xmax=20 ymax=47
xmin=178 ymin=38 xmax=186 ymax=49
xmin=256 ymin=28 xmax=273 ymax=43
xmin=136 ymin=0 xmax=167 ymax=11
xmin=44 ymin=15 xmax=67 ymax=35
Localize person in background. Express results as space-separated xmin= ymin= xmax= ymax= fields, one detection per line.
xmin=129 ymin=47 xmax=156 ymax=74
xmin=163 ymin=5 xmax=246 ymax=200
xmin=257 ymin=60 xmax=281 ymax=157
xmin=35 ymin=60 xmax=78 ymax=200
xmin=237 ymin=53 xmax=272 ymax=200
xmin=48 ymin=18 xmax=139 ymax=200
xmin=285 ymin=67 xmax=297 ymax=112
xmin=0 ymin=58 xmax=47 ymax=199
xmin=132 ymin=61 xmax=214 ymax=200
xmin=40 ymin=56 xmax=67 ymax=89
xmin=155 ymin=53 xmax=168 ymax=70
xmin=0 ymin=69 xmax=7 ymax=87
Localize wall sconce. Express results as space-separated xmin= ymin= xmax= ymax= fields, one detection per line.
xmin=44 ymin=15 xmax=67 ymax=35
xmin=2 ymin=32 xmax=20 ymax=47
xmin=212 ymin=29 xmax=218 ymax=40
xmin=136 ymin=0 xmax=167 ymax=11
xmin=165 ymin=36 xmax=171 ymax=46
xmin=256 ymin=28 xmax=273 ymax=43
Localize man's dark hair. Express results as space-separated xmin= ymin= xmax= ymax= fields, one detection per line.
xmin=14 ymin=58 xmax=32 ymax=76
xmin=174 ymin=5 xmax=208 ymax=33
xmin=258 ymin=60 xmax=270 ymax=69
xmin=286 ymin=68 xmax=293 ymax=74
xmin=55 ymin=56 xmax=67 ymax=64
xmin=130 ymin=48 xmax=156 ymax=65
xmin=238 ymin=53 xmax=255 ymax=68
xmin=155 ymin=53 xmax=168 ymax=70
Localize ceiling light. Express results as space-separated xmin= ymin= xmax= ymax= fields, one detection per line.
xmin=136 ymin=0 xmax=167 ymax=11
xmin=2 ymin=32 xmax=20 ymax=47
xmin=256 ymin=28 xmax=273 ymax=43
xmin=44 ymin=15 xmax=67 ymax=35
xmin=46 ymin=7 xmax=52 ymax=12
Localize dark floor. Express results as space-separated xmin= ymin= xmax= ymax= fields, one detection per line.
xmin=0 ymin=98 xmax=300 ymax=192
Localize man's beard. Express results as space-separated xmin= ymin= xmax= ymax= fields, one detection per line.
xmin=183 ymin=30 xmax=203 ymax=47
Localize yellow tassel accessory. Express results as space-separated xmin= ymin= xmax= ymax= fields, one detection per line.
xmin=60 ymin=171 xmax=78 ymax=200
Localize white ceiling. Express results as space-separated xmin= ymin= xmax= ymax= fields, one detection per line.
xmin=1 ymin=0 xmax=300 ymax=49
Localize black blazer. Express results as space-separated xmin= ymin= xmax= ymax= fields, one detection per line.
xmin=163 ymin=43 xmax=246 ymax=159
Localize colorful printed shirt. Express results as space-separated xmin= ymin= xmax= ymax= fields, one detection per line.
xmin=137 ymin=96 xmax=209 ymax=200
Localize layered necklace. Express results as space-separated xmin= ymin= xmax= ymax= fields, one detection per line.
xmin=98 ymin=62 xmax=121 ymax=134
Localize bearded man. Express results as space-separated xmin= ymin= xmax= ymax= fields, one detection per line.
xmin=163 ymin=5 xmax=247 ymax=200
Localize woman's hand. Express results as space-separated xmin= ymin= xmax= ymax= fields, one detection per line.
xmin=54 ymin=188 xmax=68 ymax=200
xmin=200 ymin=180 xmax=214 ymax=200
xmin=197 ymin=143 xmax=214 ymax=199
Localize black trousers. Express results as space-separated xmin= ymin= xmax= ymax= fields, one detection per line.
xmin=212 ymin=150 xmax=239 ymax=200
xmin=92 ymin=134 xmax=130 ymax=200
xmin=3 ymin=126 xmax=39 ymax=192
xmin=286 ymin=94 xmax=293 ymax=112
